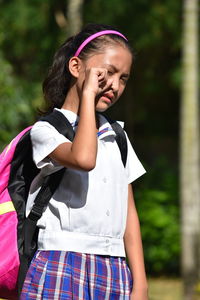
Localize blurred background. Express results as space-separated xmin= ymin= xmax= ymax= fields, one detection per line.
xmin=0 ymin=0 xmax=199 ymax=299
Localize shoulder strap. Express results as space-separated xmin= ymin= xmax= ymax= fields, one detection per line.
xmin=28 ymin=110 xmax=75 ymax=221
xmin=23 ymin=110 xmax=75 ymax=255
xmin=18 ymin=110 xmax=75 ymax=293
xmin=103 ymin=115 xmax=128 ymax=168
xmin=40 ymin=109 xmax=75 ymax=140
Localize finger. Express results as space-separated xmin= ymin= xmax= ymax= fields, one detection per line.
xmin=97 ymin=69 xmax=107 ymax=83
xmin=100 ymin=77 xmax=113 ymax=92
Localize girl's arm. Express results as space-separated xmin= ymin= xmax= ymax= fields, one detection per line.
xmin=49 ymin=68 xmax=108 ymax=171
xmin=49 ymin=90 xmax=97 ymax=171
xmin=124 ymin=184 xmax=148 ymax=299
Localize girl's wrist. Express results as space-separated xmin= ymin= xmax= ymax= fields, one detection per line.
xmin=131 ymin=288 xmax=149 ymax=300
xmin=132 ymin=284 xmax=148 ymax=292
xmin=82 ymin=89 xmax=96 ymax=99
xmin=131 ymin=276 xmax=148 ymax=291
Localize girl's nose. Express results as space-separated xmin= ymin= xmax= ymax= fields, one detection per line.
xmin=110 ymin=77 xmax=119 ymax=92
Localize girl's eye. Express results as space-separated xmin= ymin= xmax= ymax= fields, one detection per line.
xmin=120 ymin=77 xmax=128 ymax=84
xmin=107 ymin=70 xmax=114 ymax=76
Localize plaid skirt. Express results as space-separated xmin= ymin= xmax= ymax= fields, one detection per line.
xmin=20 ymin=251 xmax=133 ymax=299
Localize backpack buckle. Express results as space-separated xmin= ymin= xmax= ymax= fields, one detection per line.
xmin=28 ymin=206 xmax=42 ymax=221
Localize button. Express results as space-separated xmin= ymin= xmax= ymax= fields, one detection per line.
xmin=103 ymin=177 xmax=107 ymax=183
xmin=106 ymin=210 xmax=110 ymax=216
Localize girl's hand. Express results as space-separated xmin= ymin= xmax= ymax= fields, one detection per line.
xmin=82 ymin=67 xmax=111 ymax=97
xmin=130 ymin=288 xmax=149 ymax=300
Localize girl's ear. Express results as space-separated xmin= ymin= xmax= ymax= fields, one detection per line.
xmin=68 ymin=57 xmax=82 ymax=78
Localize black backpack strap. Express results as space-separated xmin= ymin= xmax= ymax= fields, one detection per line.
xmin=25 ymin=110 xmax=75 ymax=241
xmin=18 ymin=110 xmax=75 ymax=295
xmin=40 ymin=109 xmax=75 ymax=141
xmin=104 ymin=115 xmax=128 ymax=168
xmin=18 ymin=168 xmax=65 ymax=293
xmin=27 ymin=109 xmax=75 ymax=224
xmin=23 ymin=168 xmax=65 ymax=254
xmin=18 ymin=170 xmax=66 ymax=294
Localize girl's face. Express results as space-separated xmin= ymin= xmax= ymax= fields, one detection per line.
xmin=80 ymin=45 xmax=132 ymax=112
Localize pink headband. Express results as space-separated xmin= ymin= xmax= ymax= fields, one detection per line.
xmin=74 ymin=30 xmax=128 ymax=57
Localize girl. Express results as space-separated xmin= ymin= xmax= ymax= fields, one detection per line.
xmin=20 ymin=24 xmax=148 ymax=299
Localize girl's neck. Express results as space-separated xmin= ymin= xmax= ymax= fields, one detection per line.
xmin=62 ymin=85 xmax=80 ymax=115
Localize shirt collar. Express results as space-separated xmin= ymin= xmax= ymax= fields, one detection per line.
xmin=54 ymin=108 xmax=124 ymax=139
xmin=55 ymin=108 xmax=79 ymax=129
xmin=97 ymin=114 xmax=124 ymax=140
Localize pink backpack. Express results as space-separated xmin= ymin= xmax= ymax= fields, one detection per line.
xmin=0 ymin=127 xmax=32 ymax=300
xmin=0 ymin=110 xmax=75 ymax=299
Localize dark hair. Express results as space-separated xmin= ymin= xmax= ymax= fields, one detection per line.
xmin=42 ymin=24 xmax=132 ymax=114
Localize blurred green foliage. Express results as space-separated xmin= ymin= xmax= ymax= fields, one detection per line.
xmin=0 ymin=0 xmax=181 ymax=276
xmin=135 ymin=158 xmax=180 ymax=275
xmin=0 ymin=51 xmax=42 ymax=148
xmin=0 ymin=53 xmax=31 ymax=147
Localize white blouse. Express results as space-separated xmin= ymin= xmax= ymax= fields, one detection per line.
xmin=26 ymin=108 xmax=146 ymax=257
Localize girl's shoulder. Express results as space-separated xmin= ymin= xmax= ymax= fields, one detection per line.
xmin=31 ymin=120 xmax=69 ymax=151
xmin=31 ymin=120 xmax=58 ymax=140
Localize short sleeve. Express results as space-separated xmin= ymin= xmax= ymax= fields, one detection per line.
xmin=31 ymin=121 xmax=71 ymax=168
xmin=125 ymin=132 xmax=146 ymax=183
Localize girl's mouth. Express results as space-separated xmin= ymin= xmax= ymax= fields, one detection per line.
xmin=101 ymin=92 xmax=114 ymax=104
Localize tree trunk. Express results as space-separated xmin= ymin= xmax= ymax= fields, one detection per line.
xmin=67 ymin=0 xmax=84 ymax=36
xmin=180 ymin=0 xmax=199 ymax=299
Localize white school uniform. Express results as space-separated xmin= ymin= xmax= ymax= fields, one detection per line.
xmin=26 ymin=108 xmax=145 ymax=257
